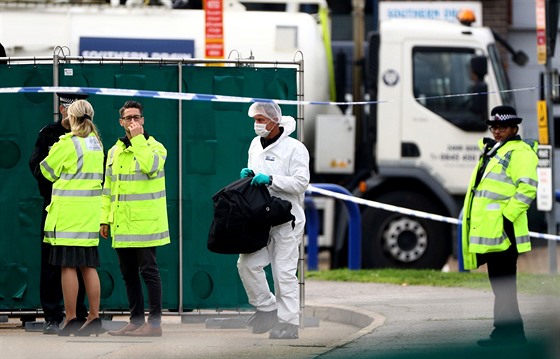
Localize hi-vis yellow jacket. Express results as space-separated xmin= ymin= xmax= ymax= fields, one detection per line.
xmin=462 ymin=138 xmax=538 ymax=270
xmin=40 ymin=133 xmax=104 ymax=247
xmin=100 ymin=135 xmax=170 ymax=248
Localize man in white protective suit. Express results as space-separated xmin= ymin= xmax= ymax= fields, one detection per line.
xmin=237 ymin=101 xmax=310 ymax=340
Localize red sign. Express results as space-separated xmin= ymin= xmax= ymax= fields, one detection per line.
xmin=536 ymin=0 xmax=546 ymax=64
xmin=204 ymin=0 xmax=224 ymax=59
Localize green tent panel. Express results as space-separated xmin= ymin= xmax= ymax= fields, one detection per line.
xmin=0 ymin=61 xmax=296 ymax=313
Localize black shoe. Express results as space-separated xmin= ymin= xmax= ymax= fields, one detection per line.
xmin=76 ymin=318 xmax=105 ymax=337
xmin=43 ymin=321 xmax=60 ymax=335
xmin=57 ymin=318 xmax=82 ymax=337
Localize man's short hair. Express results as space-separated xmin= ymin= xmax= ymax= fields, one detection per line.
xmin=119 ymin=100 xmax=143 ymax=118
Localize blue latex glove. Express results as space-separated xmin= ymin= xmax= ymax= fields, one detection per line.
xmin=240 ymin=168 xmax=254 ymax=178
xmin=250 ymin=173 xmax=271 ymax=186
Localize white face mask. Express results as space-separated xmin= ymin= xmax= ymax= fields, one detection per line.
xmin=254 ymin=122 xmax=271 ymax=138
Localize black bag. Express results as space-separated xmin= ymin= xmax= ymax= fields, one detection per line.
xmin=207 ymin=177 xmax=294 ymax=254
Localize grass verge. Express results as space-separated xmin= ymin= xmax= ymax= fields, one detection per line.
xmin=306 ymin=269 xmax=560 ymax=297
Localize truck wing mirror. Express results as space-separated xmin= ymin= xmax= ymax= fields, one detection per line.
xmin=512 ymin=50 xmax=529 ymax=67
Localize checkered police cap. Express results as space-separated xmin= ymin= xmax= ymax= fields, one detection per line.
xmin=487 ymin=105 xmax=522 ymax=125
xmin=57 ymin=92 xmax=89 ymax=107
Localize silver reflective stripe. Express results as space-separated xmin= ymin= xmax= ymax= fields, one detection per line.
xmin=514 ymin=192 xmax=534 ymax=205
xmin=500 ymin=152 xmax=511 ymax=168
xmin=517 ymin=177 xmax=538 ymax=187
xmin=148 ymin=154 xmax=160 ymax=175
xmin=52 ymin=189 xmax=103 ymax=197
xmin=44 ymin=231 xmax=99 ymax=239
xmin=118 ymin=190 xmax=166 ymax=201
xmin=72 ymin=136 xmax=84 ymax=171
xmin=484 ymin=172 xmax=512 ymax=185
xmin=108 ymin=147 xmax=116 ymax=162
xmin=486 ymin=203 xmax=500 ymax=210
xmin=470 ymin=233 xmax=507 ymax=246
xmin=474 ymin=190 xmax=510 ymax=201
xmin=118 ymin=171 xmax=165 ymax=181
xmin=115 ymin=231 xmax=170 ymax=242
xmin=102 ymin=188 xmax=111 ymax=196
xmin=497 ymin=156 xmax=509 ymax=170
xmin=41 ymin=161 xmax=58 ymax=180
xmin=517 ymin=235 xmax=530 ymax=244
xmin=61 ymin=172 xmax=104 ymax=181
xmin=119 ymin=173 xmax=147 ymax=181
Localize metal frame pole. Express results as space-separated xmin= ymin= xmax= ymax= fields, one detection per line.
xmin=545 ymin=57 xmax=558 ymax=273
xmin=177 ymin=62 xmax=184 ymax=313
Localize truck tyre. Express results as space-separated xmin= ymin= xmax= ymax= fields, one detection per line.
xmin=361 ymin=191 xmax=450 ymax=269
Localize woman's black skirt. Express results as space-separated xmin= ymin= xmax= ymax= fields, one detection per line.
xmin=48 ymin=245 xmax=100 ymax=267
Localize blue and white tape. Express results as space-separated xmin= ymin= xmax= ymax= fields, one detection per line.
xmin=307 ymin=185 xmax=560 ymax=242
xmin=0 ymin=86 xmax=379 ymax=106
xmin=2 ymin=87 xmax=558 ymax=241
xmin=0 ymin=85 xmax=542 ymax=106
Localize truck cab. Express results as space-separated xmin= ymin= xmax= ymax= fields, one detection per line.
xmin=349 ymin=19 xmax=517 ymax=269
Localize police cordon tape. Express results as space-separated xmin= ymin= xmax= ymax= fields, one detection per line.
xmin=2 ymin=86 xmax=558 ymax=241
xmin=1 ymin=85 xmax=361 ymax=105
xmin=0 ymin=85 xmax=542 ymax=106
xmin=307 ymin=185 xmax=560 ymax=242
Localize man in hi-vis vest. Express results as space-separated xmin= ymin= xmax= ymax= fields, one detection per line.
xmin=462 ymin=105 xmax=538 ymax=347
xmin=100 ymin=100 xmax=170 ymax=337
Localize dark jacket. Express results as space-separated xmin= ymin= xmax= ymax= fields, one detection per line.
xmin=29 ymin=119 xmax=69 ymax=202
xmin=208 ymin=177 xmax=294 ymax=254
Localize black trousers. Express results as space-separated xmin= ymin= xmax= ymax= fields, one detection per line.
xmin=115 ymin=247 xmax=162 ymax=326
xmin=477 ymin=240 xmax=525 ymax=339
xmin=40 ymin=209 xmax=88 ymax=323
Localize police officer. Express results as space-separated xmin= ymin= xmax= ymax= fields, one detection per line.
xmin=29 ymin=92 xmax=90 ymax=334
xmin=462 ymin=105 xmax=539 ymax=347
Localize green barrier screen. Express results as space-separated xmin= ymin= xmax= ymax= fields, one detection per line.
xmin=0 ymin=61 xmax=297 ymax=313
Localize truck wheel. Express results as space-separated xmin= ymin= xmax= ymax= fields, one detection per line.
xmin=361 ymin=191 xmax=450 ymax=269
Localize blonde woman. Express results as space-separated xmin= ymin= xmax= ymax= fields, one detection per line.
xmin=40 ymin=99 xmax=105 ymax=336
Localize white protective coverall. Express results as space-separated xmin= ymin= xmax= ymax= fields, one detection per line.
xmin=237 ymin=114 xmax=310 ymax=326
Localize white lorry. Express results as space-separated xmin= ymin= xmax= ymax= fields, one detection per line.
xmin=0 ymin=1 xmax=525 ymax=269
